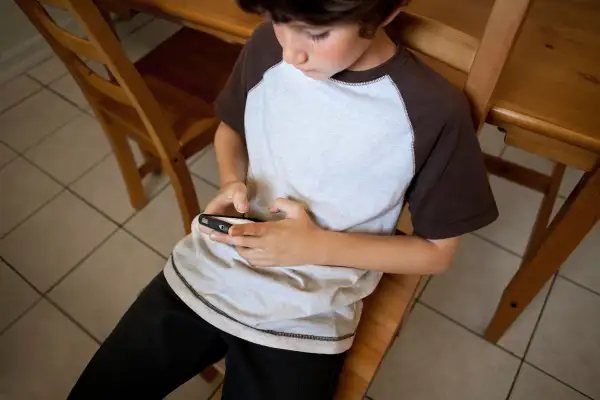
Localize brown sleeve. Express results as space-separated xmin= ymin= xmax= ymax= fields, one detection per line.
xmin=406 ymin=95 xmax=498 ymax=239
xmin=215 ymin=23 xmax=281 ymax=137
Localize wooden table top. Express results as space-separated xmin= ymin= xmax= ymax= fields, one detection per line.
xmin=122 ymin=0 xmax=600 ymax=152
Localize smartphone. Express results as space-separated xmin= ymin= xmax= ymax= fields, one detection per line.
xmin=198 ymin=214 xmax=260 ymax=234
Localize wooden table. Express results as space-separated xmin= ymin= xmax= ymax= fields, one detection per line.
xmin=109 ymin=0 xmax=600 ymax=153
xmin=109 ymin=0 xmax=600 ymax=341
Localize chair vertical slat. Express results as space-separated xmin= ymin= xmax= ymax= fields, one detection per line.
xmin=30 ymin=4 xmax=107 ymax=62
xmin=464 ymin=0 xmax=533 ymax=130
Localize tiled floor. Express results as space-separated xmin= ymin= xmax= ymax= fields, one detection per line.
xmin=1 ymin=15 xmax=599 ymax=400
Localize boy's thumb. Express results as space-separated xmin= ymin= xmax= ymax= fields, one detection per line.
xmin=233 ymin=190 xmax=248 ymax=213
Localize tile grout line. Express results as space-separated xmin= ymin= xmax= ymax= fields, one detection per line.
xmin=0 ymin=104 xmax=82 ymax=155
xmin=125 ymin=16 xmax=156 ymax=36
xmin=504 ymin=273 xmax=559 ymax=400
xmin=39 ymin=80 xmax=93 ymax=115
xmin=0 ymin=296 xmax=45 ymax=338
xmin=417 ymin=301 xmax=523 ymax=360
xmin=522 ymin=361 xmax=595 ymax=400
xmin=45 ymin=296 xmax=102 ymax=345
xmin=0 ymin=141 xmax=115 ymax=241
xmin=471 ymin=231 xmax=524 ymax=259
xmin=24 ymin=144 xmax=113 ymax=189
xmin=0 ymin=84 xmax=45 ymax=119
xmin=0 ymin=185 xmax=67 ymax=242
xmin=121 ymin=226 xmax=170 ymax=261
xmin=557 ymin=274 xmax=600 ymax=298
xmin=26 ymin=71 xmax=69 ymax=88
xmin=191 ymin=171 xmax=220 ymax=190
xmin=0 ymin=254 xmax=46 ymax=338
xmin=0 ymin=255 xmax=44 ymax=297
xmin=42 ymin=227 xmax=120 ymax=296
xmin=415 ymin=276 xmax=431 ymax=302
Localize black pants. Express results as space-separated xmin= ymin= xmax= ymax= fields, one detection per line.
xmin=69 ymin=273 xmax=346 ymax=400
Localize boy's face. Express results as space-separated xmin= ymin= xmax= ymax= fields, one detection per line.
xmin=273 ymin=21 xmax=373 ymax=80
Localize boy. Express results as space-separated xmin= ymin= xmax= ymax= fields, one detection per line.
xmin=70 ymin=0 xmax=498 ymax=398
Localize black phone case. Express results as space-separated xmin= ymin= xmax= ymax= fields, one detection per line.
xmin=199 ymin=214 xmax=261 ymax=234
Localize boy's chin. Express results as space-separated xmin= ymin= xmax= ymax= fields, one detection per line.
xmin=299 ymin=69 xmax=334 ymax=81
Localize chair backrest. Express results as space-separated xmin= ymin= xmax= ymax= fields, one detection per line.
xmin=15 ymin=0 xmax=182 ymax=161
xmin=388 ymin=0 xmax=532 ymax=132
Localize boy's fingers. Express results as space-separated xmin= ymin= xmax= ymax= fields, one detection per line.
xmin=271 ymin=198 xmax=304 ymax=218
xmin=210 ymin=232 xmax=261 ymax=248
xmin=236 ymin=247 xmax=269 ymax=264
xmin=229 ymin=222 xmax=268 ymax=237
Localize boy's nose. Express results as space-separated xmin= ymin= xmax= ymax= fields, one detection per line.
xmin=283 ymin=47 xmax=308 ymax=67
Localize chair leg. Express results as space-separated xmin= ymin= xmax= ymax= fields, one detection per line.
xmin=523 ymin=163 xmax=565 ymax=262
xmin=485 ymin=163 xmax=600 ymax=342
xmin=99 ymin=115 xmax=148 ymax=210
xmin=163 ymin=154 xmax=200 ymax=234
xmin=138 ymin=146 xmax=163 ymax=177
xmin=209 ymin=385 xmax=223 ymax=400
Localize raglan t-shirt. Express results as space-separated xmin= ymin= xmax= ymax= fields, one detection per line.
xmin=163 ymin=23 xmax=498 ymax=354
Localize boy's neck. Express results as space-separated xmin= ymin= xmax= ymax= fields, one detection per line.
xmin=347 ymin=29 xmax=397 ymax=72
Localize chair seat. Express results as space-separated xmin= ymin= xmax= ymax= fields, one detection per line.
xmin=97 ymin=27 xmax=242 ymax=153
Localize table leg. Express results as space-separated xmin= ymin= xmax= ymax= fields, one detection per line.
xmin=485 ymin=163 xmax=600 ymax=343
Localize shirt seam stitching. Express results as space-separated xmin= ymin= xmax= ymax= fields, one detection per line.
xmin=169 ymin=256 xmax=356 ymax=342
xmin=248 ymin=60 xmax=284 ymax=96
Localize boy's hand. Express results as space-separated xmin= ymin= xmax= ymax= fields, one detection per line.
xmin=210 ymin=198 xmax=325 ymax=267
xmin=199 ymin=181 xmax=248 ymax=235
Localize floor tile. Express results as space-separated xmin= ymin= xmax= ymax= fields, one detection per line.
xmin=50 ymin=74 xmax=90 ymax=110
xmin=559 ymin=167 xmax=585 ymax=198
xmin=0 ymin=75 xmax=41 ymax=113
xmin=27 ymin=56 xmax=68 ymax=85
xmin=510 ymin=364 xmax=589 ymax=400
xmin=123 ymin=19 xmax=182 ymax=61
xmin=25 ymin=114 xmax=112 ymax=184
xmin=71 ymin=154 xmax=170 ymax=223
xmin=0 ymin=157 xmax=62 ymax=236
xmin=0 ymin=300 xmax=98 ymax=400
xmin=526 ymin=277 xmax=600 ymax=399
xmin=50 ymin=230 xmax=165 ymax=341
xmin=477 ymin=175 xmax=543 ymax=256
xmin=0 ymin=191 xmax=116 ymax=292
xmin=125 ymin=177 xmax=217 ymax=256
xmin=502 ymin=146 xmax=555 ymax=175
xmin=84 ymin=59 xmax=111 ymax=80
xmin=368 ymin=304 xmax=519 ymax=400
xmin=114 ymin=13 xmax=154 ymax=37
xmin=414 ymin=275 xmax=431 ymax=299
xmin=478 ymin=123 xmax=505 ymax=156
xmin=0 ymin=142 xmax=17 ymax=170
xmin=190 ymin=145 xmax=219 ymax=186
xmin=166 ymin=375 xmax=223 ymax=400
xmin=559 ymin=223 xmax=600 ymax=295
xmin=0 ymin=259 xmax=39 ymax=333
xmin=421 ymin=234 xmax=550 ymax=357
xmin=0 ymin=89 xmax=81 ymax=152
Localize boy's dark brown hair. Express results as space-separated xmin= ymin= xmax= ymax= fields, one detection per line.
xmin=237 ymin=0 xmax=409 ymax=38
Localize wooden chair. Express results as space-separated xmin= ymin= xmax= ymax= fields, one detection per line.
xmin=15 ymin=0 xmax=241 ymax=234
xmin=202 ymin=1 xmax=533 ymax=398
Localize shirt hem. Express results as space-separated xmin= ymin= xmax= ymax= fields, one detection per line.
xmin=163 ymin=264 xmax=354 ymax=355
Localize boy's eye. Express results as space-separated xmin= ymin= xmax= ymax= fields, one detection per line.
xmin=308 ymin=31 xmax=330 ymax=42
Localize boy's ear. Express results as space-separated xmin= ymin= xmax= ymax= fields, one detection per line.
xmin=381 ymin=6 xmax=406 ymax=27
